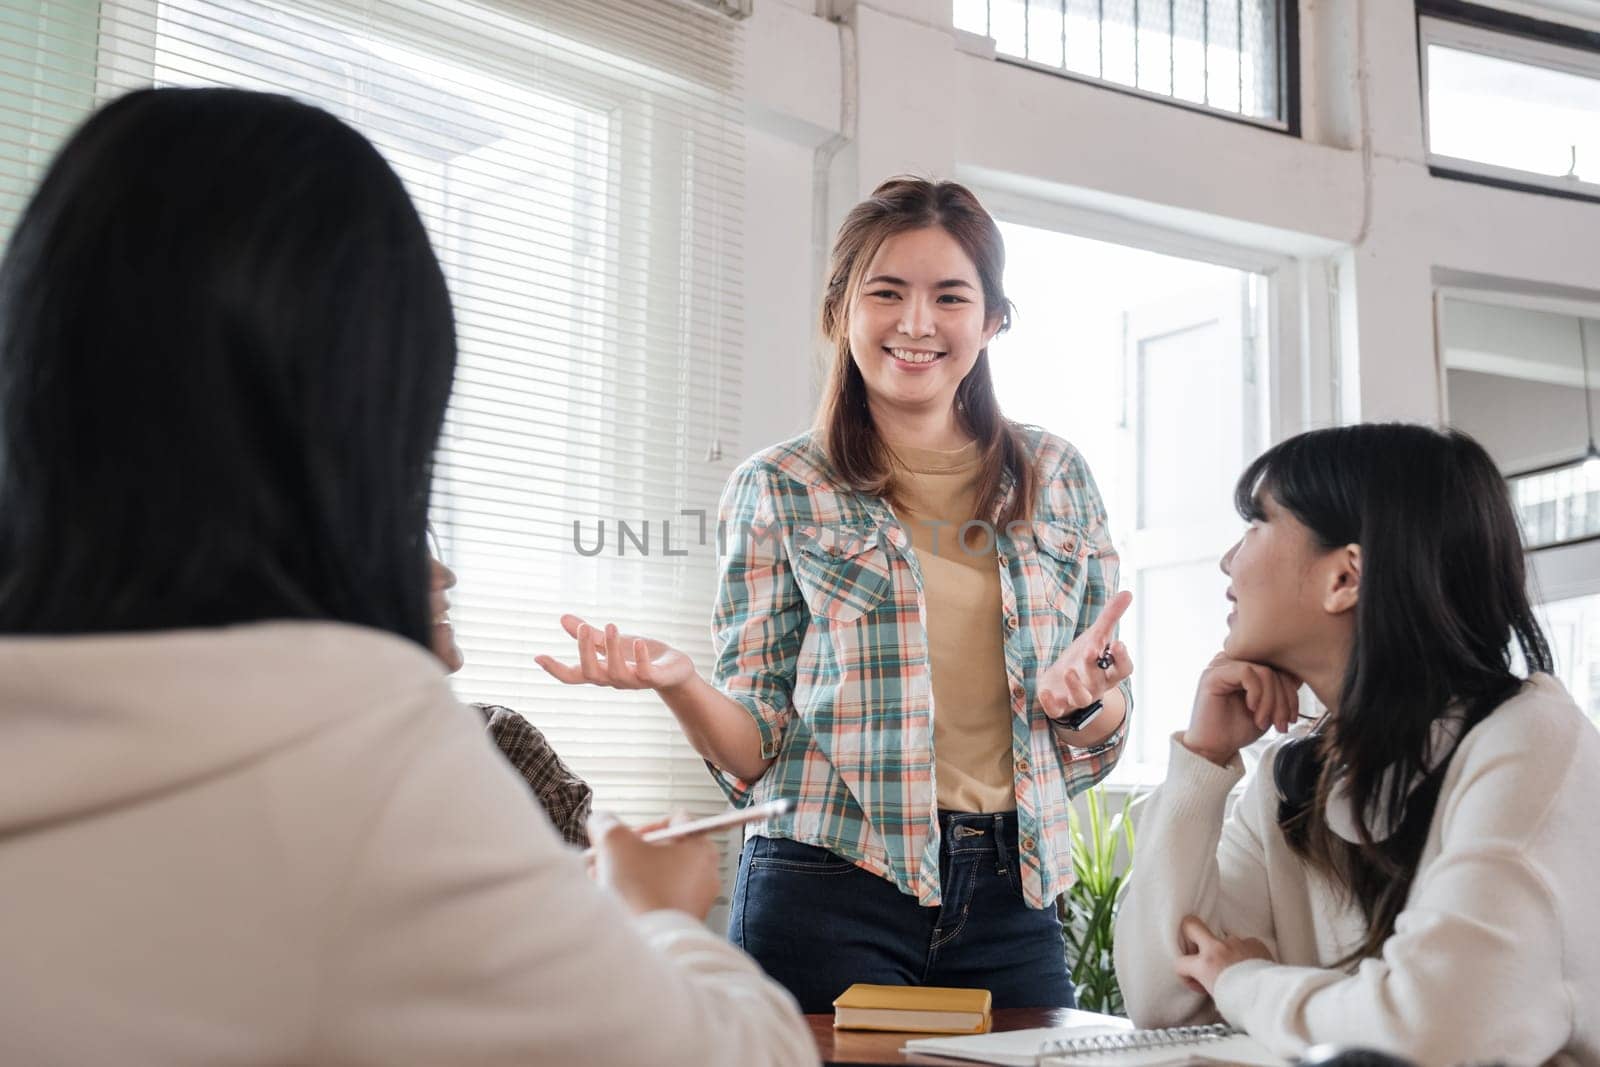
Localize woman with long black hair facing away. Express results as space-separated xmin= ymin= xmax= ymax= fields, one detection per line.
xmin=0 ymin=88 xmax=811 ymax=1065
xmin=1114 ymin=424 xmax=1600 ymax=1066
xmin=539 ymin=177 xmax=1135 ymax=1011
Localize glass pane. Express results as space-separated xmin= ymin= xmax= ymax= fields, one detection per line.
xmin=1027 ymin=0 xmax=1064 ymax=68
xmin=1205 ymin=0 xmax=1242 ymax=113
xmin=1139 ymin=319 xmax=1241 ymax=529
xmin=1442 ymin=296 xmax=1600 ymax=549
xmin=963 ymin=0 xmax=1284 ymax=125
xmin=1241 ymin=0 xmax=1278 ymax=119
xmin=1512 ymin=462 xmax=1600 ymax=548
xmin=1064 ymin=0 xmax=1104 ymax=78
xmin=1135 ymin=0 xmax=1172 ymax=98
xmin=1427 ymin=42 xmax=1600 ymax=185
xmin=991 ymin=0 xmax=1029 ymax=59
xmin=1171 ymin=0 xmax=1209 ymax=105
xmin=991 ymin=220 xmax=1263 ymax=782
xmin=954 ymin=0 xmax=990 ymax=35
xmin=1133 ymin=561 xmax=1231 ymax=766
xmin=1099 ymin=0 xmax=1138 ymax=88
xmin=1537 ymin=593 xmax=1600 ymax=728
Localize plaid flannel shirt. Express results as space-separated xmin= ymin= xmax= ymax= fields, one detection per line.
xmin=474 ymin=703 xmax=593 ymax=847
xmin=708 ymin=427 xmax=1130 ymax=908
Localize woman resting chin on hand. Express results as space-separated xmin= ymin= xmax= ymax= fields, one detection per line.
xmin=1113 ymin=424 xmax=1600 ymax=1067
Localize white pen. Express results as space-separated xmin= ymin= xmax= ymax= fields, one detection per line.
xmin=583 ymin=798 xmax=794 ymax=857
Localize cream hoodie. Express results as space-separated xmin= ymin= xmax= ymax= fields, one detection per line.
xmin=0 ymin=622 xmax=816 ymax=1066
xmin=1114 ymin=674 xmax=1600 ymax=1067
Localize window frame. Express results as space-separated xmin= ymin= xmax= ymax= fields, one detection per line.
xmin=972 ymin=188 xmax=1319 ymax=444
xmin=1418 ymin=0 xmax=1600 ymax=204
xmin=1506 ymin=482 xmax=1600 ymax=553
xmin=953 ymin=0 xmax=1301 ymax=136
xmin=1436 ymin=283 xmax=1600 ymax=557
xmin=971 ymin=188 xmax=1333 ymax=787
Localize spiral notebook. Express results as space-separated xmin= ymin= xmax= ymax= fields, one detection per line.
xmin=903 ymin=1021 xmax=1284 ymax=1067
xmin=1037 ymin=1023 xmax=1284 ymax=1066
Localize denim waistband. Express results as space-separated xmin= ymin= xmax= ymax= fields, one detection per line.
xmin=937 ymin=810 xmax=1018 ymax=855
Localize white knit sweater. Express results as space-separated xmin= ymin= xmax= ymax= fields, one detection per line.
xmin=0 ymin=622 xmax=816 ymax=1066
xmin=1114 ymin=674 xmax=1599 ymax=1067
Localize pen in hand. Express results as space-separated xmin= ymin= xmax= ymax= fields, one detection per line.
xmin=582 ymin=797 xmax=794 ymax=859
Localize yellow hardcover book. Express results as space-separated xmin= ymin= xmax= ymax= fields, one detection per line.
xmin=832 ymin=983 xmax=993 ymax=1034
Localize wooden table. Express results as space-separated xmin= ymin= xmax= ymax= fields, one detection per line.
xmin=808 ymin=1007 xmax=1133 ymax=1066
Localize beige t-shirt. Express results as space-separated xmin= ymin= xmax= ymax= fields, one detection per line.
xmin=890 ymin=440 xmax=1016 ymax=813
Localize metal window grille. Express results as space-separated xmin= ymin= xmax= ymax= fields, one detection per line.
xmin=954 ymin=0 xmax=1293 ymax=129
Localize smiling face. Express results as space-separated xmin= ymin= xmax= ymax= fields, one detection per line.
xmin=845 ymin=225 xmax=999 ymax=423
xmin=428 ymin=554 xmax=464 ymax=674
xmin=1220 ymin=489 xmax=1359 ymax=676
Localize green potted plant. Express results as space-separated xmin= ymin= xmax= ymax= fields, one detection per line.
xmin=1060 ymin=785 xmax=1138 ymax=1015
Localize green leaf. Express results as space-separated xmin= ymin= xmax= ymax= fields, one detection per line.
xmin=1062 ymin=785 xmax=1146 ymax=1017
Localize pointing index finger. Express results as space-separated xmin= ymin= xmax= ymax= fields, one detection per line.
xmin=1089 ymin=589 xmax=1133 ymax=643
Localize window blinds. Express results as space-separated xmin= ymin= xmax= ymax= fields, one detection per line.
xmin=0 ymin=0 xmax=747 ymax=832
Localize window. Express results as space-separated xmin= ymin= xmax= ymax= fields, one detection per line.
xmin=1535 ymin=592 xmax=1600 ymax=728
xmin=953 ymin=0 xmax=1296 ymax=130
xmin=1442 ymin=289 xmax=1600 ymax=735
xmin=1420 ymin=5 xmax=1600 ymax=200
xmin=0 ymin=1 xmax=99 ymax=237
xmin=1513 ymin=463 xmax=1600 ymax=548
xmin=3 ymin=0 xmax=747 ymax=875
xmin=989 ymin=214 xmax=1276 ymax=783
xmin=1440 ymin=293 xmax=1600 ymax=549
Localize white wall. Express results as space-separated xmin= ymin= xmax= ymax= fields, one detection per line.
xmin=735 ymin=0 xmax=1600 ymax=458
xmin=1448 ymin=369 xmax=1596 ymax=471
xmin=738 ymin=0 xmax=841 ymax=459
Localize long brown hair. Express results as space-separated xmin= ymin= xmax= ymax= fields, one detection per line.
xmin=814 ymin=177 xmax=1036 ymax=527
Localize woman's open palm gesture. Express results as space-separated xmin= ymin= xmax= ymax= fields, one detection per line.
xmin=535 ymin=615 xmax=696 ymax=693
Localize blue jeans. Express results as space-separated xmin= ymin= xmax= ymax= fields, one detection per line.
xmin=728 ymin=811 xmax=1075 ymax=1013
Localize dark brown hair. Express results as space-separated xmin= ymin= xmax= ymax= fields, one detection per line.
xmin=814 ymin=176 xmax=1036 ymax=527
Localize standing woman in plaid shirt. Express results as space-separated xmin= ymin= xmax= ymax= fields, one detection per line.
xmin=539 ymin=177 xmax=1134 ymax=1012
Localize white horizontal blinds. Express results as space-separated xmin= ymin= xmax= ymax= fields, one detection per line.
xmin=0 ymin=1 xmax=99 ymax=238
xmin=7 ymin=0 xmax=746 ymax=831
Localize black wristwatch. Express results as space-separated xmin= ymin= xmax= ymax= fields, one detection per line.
xmin=1051 ymin=699 xmax=1104 ymax=733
